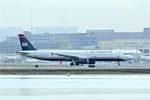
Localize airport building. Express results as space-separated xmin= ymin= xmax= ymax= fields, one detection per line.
xmin=0 ymin=27 xmax=150 ymax=57
xmin=98 ymin=39 xmax=150 ymax=55
xmin=0 ymin=27 xmax=78 ymax=53
xmin=31 ymin=27 xmax=77 ymax=34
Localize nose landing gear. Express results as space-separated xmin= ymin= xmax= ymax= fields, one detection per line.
xmin=118 ymin=61 xmax=120 ymax=66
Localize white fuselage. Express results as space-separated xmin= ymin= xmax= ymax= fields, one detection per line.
xmin=19 ymin=49 xmax=133 ymax=62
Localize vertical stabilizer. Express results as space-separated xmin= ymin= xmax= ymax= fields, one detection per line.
xmin=18 ymin=34 xmax=36 ymax=51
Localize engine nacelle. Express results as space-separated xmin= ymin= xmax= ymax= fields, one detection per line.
xmin=77 ymin=59 xmax=95 ymax=64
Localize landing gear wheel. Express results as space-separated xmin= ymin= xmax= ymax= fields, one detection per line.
xmin=35 ymin=65 xmax=38 ymax=68
xmin=70 ymin=62 xmax=74 ymax=66
xmin=88 ymin=64 xmax=95 ymax=68
xmin=129 ymin=61 xmax=132 ymax=64
xmin=75 ymin=63 xmax=79 ymax=66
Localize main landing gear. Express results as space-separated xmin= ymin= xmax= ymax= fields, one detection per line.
xmin=70 ymin=62 xmax=95 ymax=68
xmin=35 ymin=65 xmax=38 ymax=68
xmin=88 ymin=64 xmax=95 ymax=68
xmin=70 ymin=62 xmax=75 ymax=66
xmin=70 ymin=62 xmax=79 ymax=66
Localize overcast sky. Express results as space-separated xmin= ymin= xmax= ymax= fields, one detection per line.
xmin=0 ymin=0 xmax=150 ymax=32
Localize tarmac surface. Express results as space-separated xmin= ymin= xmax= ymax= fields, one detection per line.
xmin=0 ymin=74 xmax=150 ymax=100
xmin=0 ymin=62 xmax=150 ymax=69
xmin=0 ymin=63 xmax=150 ymax=74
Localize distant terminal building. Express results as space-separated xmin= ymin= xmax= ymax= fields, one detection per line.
xmin=98 ymin=39 xmax=150 ymax=55
xmin=31 ymin=27 xmax=77 ymax=34
xmin=24 ymin=31 xmax=97 ymax=50
xmin=0 ymin=26 xmax=78 ymax=53
xmin=97 ymin=28 xmax=150 ymax=55
xmin=0 ymin=27 xmax=150 ymax=56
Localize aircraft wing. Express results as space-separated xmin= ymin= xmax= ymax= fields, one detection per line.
xmin=51 ymin=52 xmax=79 ymax=60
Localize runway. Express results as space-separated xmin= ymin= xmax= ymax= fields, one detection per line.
xmin=1 ymin=62 xmax=150 ymax=69
xmin=0 ymin=74 xmax=150 ymax=100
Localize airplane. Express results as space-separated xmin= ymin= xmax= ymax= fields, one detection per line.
xmin=17 ymin=34 xmax=133 ymax=68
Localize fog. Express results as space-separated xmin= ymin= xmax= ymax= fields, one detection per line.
xmin=0 ymin=0 xmax=149 ymax=33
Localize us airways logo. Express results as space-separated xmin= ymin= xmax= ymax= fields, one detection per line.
xmin=22 ymin=42 xmax=28 ymax=47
